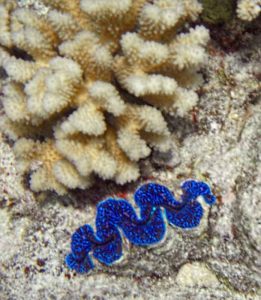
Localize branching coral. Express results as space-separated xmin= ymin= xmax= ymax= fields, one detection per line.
xmin=66 ymin=180 xmax=216 ymax=273
xmin=0 ymin=0 xmax=210 ymax=195
xmin=237 ymin=0 xmax=261 ymax=21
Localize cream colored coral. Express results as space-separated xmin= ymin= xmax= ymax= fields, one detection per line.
xmin=237 ymin=0 xmax=261 ymax=21
xmin=0 ymin=0 xmax=209 ymax=195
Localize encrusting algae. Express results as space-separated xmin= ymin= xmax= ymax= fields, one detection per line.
xmin=0 ymin=0 xmax=210 ymax=195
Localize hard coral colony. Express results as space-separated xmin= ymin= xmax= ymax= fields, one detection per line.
xmin=66 ymin=180 xmax=216 ymax=273
xmin=0 ymin=0 xmax=210 ymax=195
xmin=237 ymin=0 xmax=261 ymax=21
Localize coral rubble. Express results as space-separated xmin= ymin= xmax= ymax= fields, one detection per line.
xmin=0 ymin=0 xmax=209 ymax=194
xmin=0 ymin=132 xmax=24 ymax=202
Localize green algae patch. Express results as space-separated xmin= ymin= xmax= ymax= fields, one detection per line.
xmin=201 ymin=0 xmax=236 ymax=24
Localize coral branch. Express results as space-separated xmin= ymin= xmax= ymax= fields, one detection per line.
xmin=0 ymin=0 xmax=209 ymax=195
xmin=237 ymin=0 xmax=261 ymax=21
